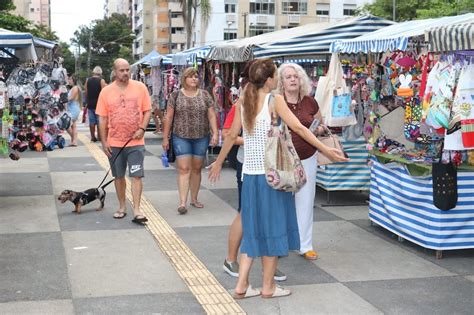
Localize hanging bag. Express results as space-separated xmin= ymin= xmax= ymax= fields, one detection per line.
xmin=432 ymin=150 xmax=458 ymax=211
xmin=167 ymin=91 xmax=179 ymax=163
xmin=317 ymin=126 xmax=345 ymax=166
xmin=315 ymin=53 xmax=356 ymax=127
xmin=265 ymin=94 xmax=307 ymax=192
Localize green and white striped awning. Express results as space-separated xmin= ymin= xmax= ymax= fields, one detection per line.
xmin=425 ymin=21 xmax=474 ymax=52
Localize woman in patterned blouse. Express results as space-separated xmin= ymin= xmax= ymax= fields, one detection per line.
xmin=162 ymin=67 xmax=219 ymax=215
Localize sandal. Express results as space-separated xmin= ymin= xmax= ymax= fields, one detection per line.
xmin=113 ymin=211 xmax=127 ymax=219
xmin=190 ymin=201 xmax=204 ymax=208
xmin=177 ymin=206 xmax=188 ymax=215
xmin=233 ymin=285 xmax=261 ymax=300
xmin=261 ymin=285 xmax=291 ymax=299
xmin=302 ymin=250 xmax=319 ymax=260
xmin=132 ymin=215 xmax=148 ymax=225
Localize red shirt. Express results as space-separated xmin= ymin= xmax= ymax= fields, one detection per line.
xmin=223 ymin=104 xmax=236 ymax=129
xmin=287 ymin=95 xmax=319 ymax=160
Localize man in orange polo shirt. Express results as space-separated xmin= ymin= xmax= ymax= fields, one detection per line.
xmin=96 ymin=58 xmax=151 ymax=225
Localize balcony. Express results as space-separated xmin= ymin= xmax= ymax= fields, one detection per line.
xmin=256 ymin=15 xmax=267 ymax=24
xmin=226 ymin=14 xmax=236 ymax=23
xmin=288 ymin=15 xmax=300 ymax=24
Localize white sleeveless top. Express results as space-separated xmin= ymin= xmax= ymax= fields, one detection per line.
xmin=242 ymin=93 xmax=271 ymax=175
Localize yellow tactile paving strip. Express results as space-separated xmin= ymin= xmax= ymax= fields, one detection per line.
xmin=78 ymin=133 xmax=245 ymax=315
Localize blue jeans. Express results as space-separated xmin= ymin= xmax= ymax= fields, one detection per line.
xmin=172 ymin=134 xmax=210 ymax=159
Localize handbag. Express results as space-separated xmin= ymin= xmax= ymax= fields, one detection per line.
xmin=432 ymin=151 xmax=458 ymax=211
xmin=167 ymin=91 xmax=179 ymax=163
xmin=317 ymin=126 xmax=344 ymax=166
xmin=265 ymin=94 xmax=307 ymax=192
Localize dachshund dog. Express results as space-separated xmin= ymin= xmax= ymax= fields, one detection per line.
xmin=58 ymin=179 xmax=114 ymax=214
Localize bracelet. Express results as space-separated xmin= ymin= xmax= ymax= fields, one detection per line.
xmin=139 ymin=127 xmax=146 ymax=132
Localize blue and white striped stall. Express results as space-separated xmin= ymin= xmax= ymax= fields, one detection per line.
xmin=369 ymin=159 xmax=474 ymax=251
xmin=254 ymin=15 xmax=394 ymax=59
xmin=316 ymin=137 xmax=370 ymax=191
xmin=330 ymin=13 xmax=474 ymax=54
xmin=172 ymin=45 xmax=211 ymax=66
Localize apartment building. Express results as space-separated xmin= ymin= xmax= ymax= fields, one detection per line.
xmin=193 ymin=0 xmax=372 ymax=46
xmin=104 ymin=0 xmax=132 ymax=17
xmin=12 ymin=0 xmax=51 ymax=28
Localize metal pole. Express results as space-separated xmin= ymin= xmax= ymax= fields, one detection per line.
xmin=392 ymin=0 xmax=396 ymax=21
xmin=168 ymin=9 xmax=172 ymax=53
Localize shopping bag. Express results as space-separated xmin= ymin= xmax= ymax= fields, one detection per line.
xmin=315 ymin=53 xmax=356 ymax=127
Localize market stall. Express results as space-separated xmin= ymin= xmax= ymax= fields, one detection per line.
xmin=1 ymin=29 xmax=65 ymax=160
xmin=330 ymin=13 xmax=474 ymax=257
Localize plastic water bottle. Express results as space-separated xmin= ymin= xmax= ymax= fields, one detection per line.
xmin=161 ymin=152 xmax=169 ymax=167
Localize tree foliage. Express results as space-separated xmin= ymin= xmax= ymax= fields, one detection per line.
xmin=358 ymin=0 xmax=474 ymax=21
xmin=177 ymin=0 xmax=212 ymax=49
xmin=70 ymin=13 xmax=134 ymax=82
xmin=0 ymin=0 xmax=16 ymax=12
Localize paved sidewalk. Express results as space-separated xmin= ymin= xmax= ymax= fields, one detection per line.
xmin=0 ymin=125 xmax=473 ymax=314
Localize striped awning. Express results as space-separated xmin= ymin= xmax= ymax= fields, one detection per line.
xmin=425 ymin=22 xmax=474 ymax=52
xmin=331 ymin=13 xmax=474 ymax=53
xmin=172 ymin=45 xmax=211 ymax=65
xmin=254 ymin=15 xmax=394 ymax=58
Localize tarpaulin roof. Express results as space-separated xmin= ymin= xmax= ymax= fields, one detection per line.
xmin=425 ymin=21 xmax=474 ymax=52
xmin=254 ymin=15 xmax=394 ymax=59
xmin=131 ymin=49 xmax=162 ymax=67
xmin=172 ymin=45 xmax=211 ymax=65
xmin=330 ymin=13 xmax=474 ymax=53
xmin=0 ymin=28 xmax=58 ymax=61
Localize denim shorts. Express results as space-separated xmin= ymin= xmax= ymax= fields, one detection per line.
xmin=172 ymin=134 xmax=209 ymax=159
xmin=88 ymin=109 xmax=99 ymax=125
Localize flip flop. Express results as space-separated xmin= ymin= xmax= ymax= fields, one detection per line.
xmin=69 ymin=144 xmax=78 ymax=147
xmin=261 ymin=285 xmax=291 ymax=299
xmin=113 ymin=212 xmax=127 ymax=219
xmin=233 ymin=285 xmax=261 ymax=300
xmin=177 ymin=206 xmax=188 ymax=215
xmin=190 ymin=201 xmax=204 ymax=208
xmin=302 ymin=250 xmax=319 ymax=260
xmin=132 ymin=215 xmax=148 ymax=225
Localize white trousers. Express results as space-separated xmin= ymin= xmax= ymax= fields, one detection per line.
xmin=295 ymin=152 xmax=317 ymax=254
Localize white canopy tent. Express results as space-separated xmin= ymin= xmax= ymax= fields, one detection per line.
xmin=330 ymin=13 xmax=474 ymax=53
xmin=0 ymin=28 xmax=58 ymax=62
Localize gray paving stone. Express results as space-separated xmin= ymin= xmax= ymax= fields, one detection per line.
xmin=315 ymin=206 xmax=343 ymax=221
xmin=351 ymin=219 xmax=474 ymax=276
xmin=0 ymin=195 xmax=60 ymax=233
xmin=47 ymin=157 xmax=103 ymax=172
xmin=62 ymin=229 xmax=189 ymax=298
xmin=313 ymin=221 xmax=453 ymax=282
xmin=3 ymin=150 xmax=47 ymax=158
xmin=50 ymin=171 xmax=111 ymax=195
xmin=323 ymin=205 xmax=371 ymax=221
xmin=315 ymin=187 xmax=369 ymax=207
xmin=46 ymin=145 xmax=92 ymax=158
xmin=145 ymin=190 xmax=236 ymax=228
xmin=239 ymin=283 xmax=382 ymax=315
xmin=209 ymin=188 xmax=239 ymax=211
xmin=0 ymin=157 xmax=49 ymax=173
xmin=55 ymin=193 xmax=144 ymax=231
xmin=345 ymin=276 xmax=474 ymax=315
xmin=176 ymin=225 xmax=337 ymax=290
xmin=0 ymin=299 xmax=74 ymax=314
xmin=141 ymin=169 xmax=187 ymax=191
xmin=0 ymin=172 xmax=52 ymax=196
xmin=74 ymin=292 xmax=204 ymax=315
xmin=0 ymin=232 xmax=71 ymax=303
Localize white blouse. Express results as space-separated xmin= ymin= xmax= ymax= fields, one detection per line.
xmin=242 ymin=93 xmax=271 ymax=175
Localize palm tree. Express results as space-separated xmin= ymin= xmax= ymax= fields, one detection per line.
xmin=178 ymin=0 xmax=212 ymax=49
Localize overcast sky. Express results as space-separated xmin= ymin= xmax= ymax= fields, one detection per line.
xmin=50 ymin=0 xmax=105 ymax=44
